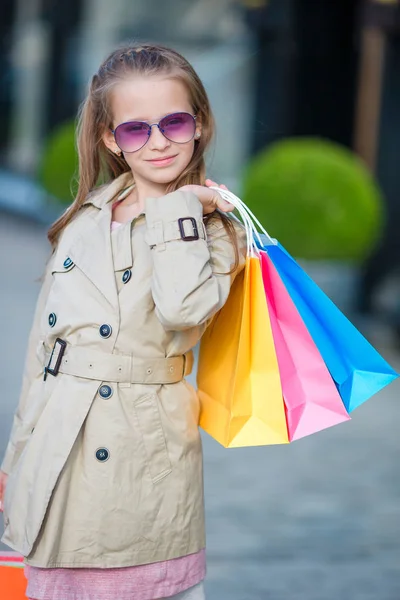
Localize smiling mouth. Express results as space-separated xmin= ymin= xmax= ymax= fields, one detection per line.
xmin=147 ymin=155 xmax=178 ymax=162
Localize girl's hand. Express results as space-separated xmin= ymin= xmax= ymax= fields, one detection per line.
xmin=0 ymin=470 xmax=8 ymax=513
xmin=178 ymin=179 xmax=235 ymax=215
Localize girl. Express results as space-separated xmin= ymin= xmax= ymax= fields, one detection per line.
xmin=0 ymin=43 xmax=246 ymax=600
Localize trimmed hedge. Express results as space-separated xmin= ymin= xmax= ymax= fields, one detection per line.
xmin=38 ymin=120 xmax=78 ymax=204
xmin=242 ymin=138 xmax=384 ymax=261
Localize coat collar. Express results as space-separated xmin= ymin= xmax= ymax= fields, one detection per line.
xmin=82 ymin=171 xmax=135 ymax=209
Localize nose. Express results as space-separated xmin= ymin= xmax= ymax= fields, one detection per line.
xmin=148 ymin=124 xmax=170 ymax=150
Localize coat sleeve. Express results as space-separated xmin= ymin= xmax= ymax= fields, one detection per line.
xmin=1 ymin=253 xmax=54 ymax=475
xmin=144 ymin=190 xmax=247 ymax=332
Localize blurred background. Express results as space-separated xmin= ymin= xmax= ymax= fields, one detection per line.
xmin=1 ymin=0 xmax=400 ymax=598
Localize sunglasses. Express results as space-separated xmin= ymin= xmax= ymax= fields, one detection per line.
xmin=111 ymin=111 xmax=198 ymax=153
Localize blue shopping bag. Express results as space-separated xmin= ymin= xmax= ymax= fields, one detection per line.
xmin=256 ymin=235 xmax=399 ymax=412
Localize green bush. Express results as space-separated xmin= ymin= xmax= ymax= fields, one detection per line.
xmin=242 ymin=137 xmax=384 ymax=261
xmin=38 ymin=120 xmax=78 ymax=204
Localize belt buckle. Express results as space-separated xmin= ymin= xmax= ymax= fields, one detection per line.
xmin=181 ymin=353 xmax=187 ymax=378
xmin=44 ymin=338 xmax=67 ymax=381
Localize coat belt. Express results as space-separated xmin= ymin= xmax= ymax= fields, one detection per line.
xmin=43 ymin=344 xmax=193 ymax=384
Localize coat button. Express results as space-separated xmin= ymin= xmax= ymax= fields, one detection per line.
xmin=48 ymin=313 xmax=57 ymax=327
xmin=99 ymin=384 xmax=113 ymax=399
xmin=63 ymin=257 xmax=74 ymax=269
xmin=99 ymin=324 xmax=112 ymax=338
xmin=122 ymin=269 xmax=132 ymax=284
xmin=95 ymin=447 xmax=110 ymax=462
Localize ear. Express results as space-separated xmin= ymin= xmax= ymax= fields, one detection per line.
xmin=102 ymin=127 xmax=120 ymax=155
xmin=195 ymin=116 xmax=202 ymax=140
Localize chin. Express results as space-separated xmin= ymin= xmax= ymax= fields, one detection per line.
xmin=147 ymin=164 xmax=188 ymax=183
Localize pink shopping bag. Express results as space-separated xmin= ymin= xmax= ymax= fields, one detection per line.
xmin=260 ymin=251 xmax=350 ymax=440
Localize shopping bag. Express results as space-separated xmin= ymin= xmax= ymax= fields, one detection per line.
xmin=263 ymin=241 xmax=398 ymax=412
xmin=197 ymin=256 xmax=289 ymax=448
xmin=0 ymin=552 xmax=27 ymax=599
xmin=211 ymin=185 xmax=398 ymax=414
xmin=259 ymin=250 xmax=350 ymax=440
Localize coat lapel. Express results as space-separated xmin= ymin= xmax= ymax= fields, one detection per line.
xmin=68 ymin=206 xmax=118 ymax=310
xmin=64 ymin=172 xmax=134 ymax=311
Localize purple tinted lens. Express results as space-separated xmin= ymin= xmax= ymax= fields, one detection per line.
xmin=160 ymin=113 xmax=195 ymax=143
xmin=114 ymin=122 xmax=150 ymax=152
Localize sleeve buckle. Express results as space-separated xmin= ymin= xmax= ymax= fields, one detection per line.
xmin=178 ymin=217 xmax=199 ymax=241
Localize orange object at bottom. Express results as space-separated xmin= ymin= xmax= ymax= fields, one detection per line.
xmin=0 ymin=566 xmax=28 ymax=599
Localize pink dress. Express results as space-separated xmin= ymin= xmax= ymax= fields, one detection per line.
xmin=25 ymin=551 xmax=206 ymax=600
xmin=24 ymin=201 xmax=206 ymax=600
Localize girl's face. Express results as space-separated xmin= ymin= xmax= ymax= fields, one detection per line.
xmin=103 ymin=74 xmax=202 ymax=186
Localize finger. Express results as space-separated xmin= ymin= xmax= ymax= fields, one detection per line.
xmin=217 ymin=198 xmax=235 ymax=212
xmin=205 ymin=179 xmax=218 ymax=187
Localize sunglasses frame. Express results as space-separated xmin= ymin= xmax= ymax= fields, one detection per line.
xmin=111 ymin=111 xmax=198 ymax=153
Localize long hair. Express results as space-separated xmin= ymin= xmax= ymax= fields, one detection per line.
xmin=47 ymin=42 xmax=239 ymax=273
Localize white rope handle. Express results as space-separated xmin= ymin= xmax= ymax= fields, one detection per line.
xmin=226 ymin=194 xmax=258 ymax=257
xmin=209 ymin=186 xmax=277 ymax=255
xmin=215 ymin=187 xmax=276 ymax=244
xmin=213 ymin=188 xmax=260 ymax=257
xmin=210 ymin=187 xmax=257 ymax=256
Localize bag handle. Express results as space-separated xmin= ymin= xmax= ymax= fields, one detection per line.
xmin=209 ymin=186 xmax=277 ymax=257
xmin=211 ymin=187 xmax=260 ymax=257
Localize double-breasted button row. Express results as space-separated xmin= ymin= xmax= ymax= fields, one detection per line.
xmin=98 ymin=384 xmax=113 ymax=399
xmin=95 ymin=447 xmax=110 ymax=462
xmin=122 ymin=269 xmax=132 ymax=284
xmin=48 ymin=313 xmax=57 ymax=327
xmin=99 ymin=324 xmax=112 ymax=338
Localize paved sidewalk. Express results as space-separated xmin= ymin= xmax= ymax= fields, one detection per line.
xmin=1 ymin=213 xmax=399 ymax=599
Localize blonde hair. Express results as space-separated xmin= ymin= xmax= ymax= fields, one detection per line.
xmin=47 ymin=42 xmax=239 ymax=272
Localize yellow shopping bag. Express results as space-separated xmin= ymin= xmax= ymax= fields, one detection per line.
xmin=197 ymin=256 xmax=289 ymax=448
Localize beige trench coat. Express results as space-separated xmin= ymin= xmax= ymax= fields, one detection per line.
xmin=1 ymin=171 xmax=247 ymax=568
